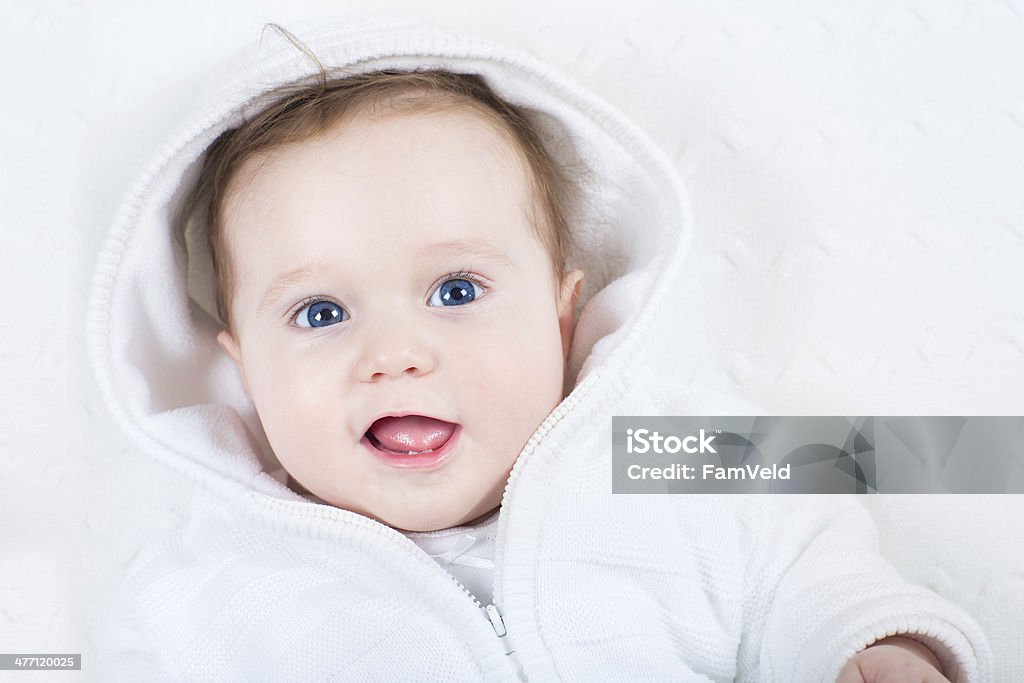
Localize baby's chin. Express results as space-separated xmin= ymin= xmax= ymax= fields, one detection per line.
xmin=377 ymin=502 xmax=501 ymax=533
xmin=282 ymin=468 xmax=502 ymax=532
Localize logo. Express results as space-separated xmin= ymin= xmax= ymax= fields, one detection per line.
xmin=625 ymin=428 xmax=717 ymax=454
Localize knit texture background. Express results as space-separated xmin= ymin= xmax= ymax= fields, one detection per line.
xmin=2 ymin=1 xmax=1021 ymax=680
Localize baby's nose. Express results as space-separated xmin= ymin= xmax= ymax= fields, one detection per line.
xmin=357 ymin=341 xmax=435 ymax=382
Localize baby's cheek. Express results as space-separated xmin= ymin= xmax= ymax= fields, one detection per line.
xmin=471 ymin=309 xmax=564 ymax=412
xmin=251 ymin=353 xmax=332 ymax=459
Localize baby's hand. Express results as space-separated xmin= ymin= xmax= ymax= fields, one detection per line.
xmin=835 ymin=635 xmax=950 ymax=683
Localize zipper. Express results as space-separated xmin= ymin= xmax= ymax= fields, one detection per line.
xmin=484 ymin=369 xmax=600 ymax=680
xmin=442 ymin=568 xmax=522 ymax=675
xmin=493 ymin=371 xmax=601 ymax=599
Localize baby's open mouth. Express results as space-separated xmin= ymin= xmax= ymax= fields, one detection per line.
xmin=365 ymin=415 xmax=457 ymax=455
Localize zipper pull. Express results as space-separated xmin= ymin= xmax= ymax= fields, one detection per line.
xmin=486 ymin=604 xmax=526 ymax=679
xmin=485 ymin=604 xmax=507 ymax=638
xmin=486 ymin=604 xmax=516 ymax=656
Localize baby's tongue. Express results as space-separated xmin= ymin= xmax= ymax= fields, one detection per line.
xmin=368 ymin=415 xmax=456 ymax=453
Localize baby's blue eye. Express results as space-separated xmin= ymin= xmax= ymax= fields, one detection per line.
xmin=429 ymin=278 xmax=482 ymax=307
xmin=295 ymin=300 xmax=349 ymax=328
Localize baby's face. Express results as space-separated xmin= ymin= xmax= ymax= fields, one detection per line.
xmin=217 ymin=108 xmax=582 ymax=532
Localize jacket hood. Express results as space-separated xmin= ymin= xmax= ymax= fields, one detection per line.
xmin=86 ymin=14 xmax=694 ymax=501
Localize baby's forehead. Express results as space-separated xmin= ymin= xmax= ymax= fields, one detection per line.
xmin=223 ymin=105 xmax=537 ymax=231
xmin=224 ymin=105 xmax=528 ymax=214
xmin=225 ymin=109 xmax=539 ymax=234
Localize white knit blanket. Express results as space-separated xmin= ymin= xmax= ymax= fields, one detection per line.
xmin=1 ymin=2 xmax=1021 ymax=680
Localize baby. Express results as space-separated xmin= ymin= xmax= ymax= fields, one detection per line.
xmin=207 ymin=71 xmax=949 ymax=681
xmin=95 ymin=20 xmax=989 ymax=682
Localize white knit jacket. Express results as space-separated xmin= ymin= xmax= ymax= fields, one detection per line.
xmin=88 ymin=15 xmax=993 ymax=682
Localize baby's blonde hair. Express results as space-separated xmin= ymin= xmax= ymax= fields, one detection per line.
xmin=184 ymin=27 xmax=575 ymax=332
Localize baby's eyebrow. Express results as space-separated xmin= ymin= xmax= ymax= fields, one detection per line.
xmin=259 ymin=265 xmax=320 ymax=314
xmin=422 ymin=240 xmax=514 ymax=267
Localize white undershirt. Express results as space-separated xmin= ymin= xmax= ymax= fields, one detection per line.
xmin=401 ymin=508 xmax=500 ymax=607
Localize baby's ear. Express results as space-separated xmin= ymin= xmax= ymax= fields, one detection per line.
xmin=557 ymin=269 xmax=584 ymax=361
xmin=216 ymin=329 xmax=250 ymax=394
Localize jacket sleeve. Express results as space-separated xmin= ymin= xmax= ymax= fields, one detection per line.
xmin=734 ymin=494 xmax=993 ymax=683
